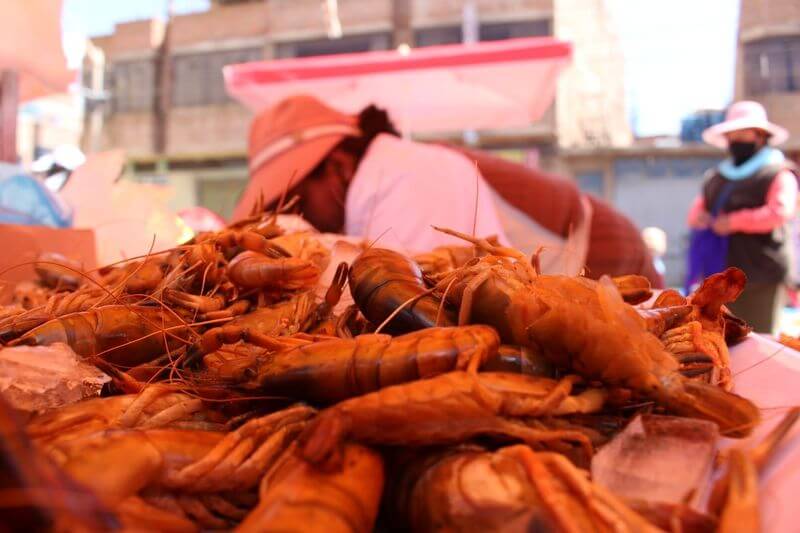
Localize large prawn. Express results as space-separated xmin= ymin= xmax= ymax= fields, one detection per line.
xmin=227 ymin=251 xmax=320 ymax=291
xmin=349 ymin=248 xmax=456 ymax=333
xmin=237 ymin=443 xmax=383 ymax=533
xmin=389 ymin=444 xmax=662 ymax=533
xmin=195 ymin=326 xmax=500 ymax=405
xmin=653 ymin=267 xmax=747 ymax=390
xmin=299 ymin=370 xmax=606 ymax=466
xmin=434 ymin=250 xmax=759 ymax=437
xmin=0 ymin=394 xmax=118 ymax=531
xmin=9 ymin=305 xmax=194 ymax=367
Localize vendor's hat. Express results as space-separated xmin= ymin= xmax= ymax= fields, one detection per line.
xmin=702 ymin=100 xmax=789 ymax=149
xmin=232 ymin=94 xmax=360 ymax=221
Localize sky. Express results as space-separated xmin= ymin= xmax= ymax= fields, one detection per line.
xmin=60 ymin=0 xmax=740 ymax=137
xmin=607 ymin=0 xmax=740 ymax=136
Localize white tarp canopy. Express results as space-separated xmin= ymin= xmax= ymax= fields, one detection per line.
xmin=224 ymin=37 xmax=571 ymax=133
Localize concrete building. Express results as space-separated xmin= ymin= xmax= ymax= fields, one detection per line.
xmin=85 ymin=0 xmax=630 ymax=218
xmin=564 ymin=143 xmax=722 ymax=286
xmin=735 ymin=0 xmax=800 ymax=159
xmin=550 ymin=0 xmax=800 ymax=288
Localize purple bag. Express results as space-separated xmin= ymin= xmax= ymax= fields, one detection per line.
xmin=684 ymin=181 xmax=736 ymax=292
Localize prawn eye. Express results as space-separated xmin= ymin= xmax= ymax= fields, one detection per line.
xmin=244 ymin=367 xmax=257 ymax=380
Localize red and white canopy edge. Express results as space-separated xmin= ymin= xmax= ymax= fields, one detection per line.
xmin=0 ymin=0 xmax=74 ymax=102
xmin=224 ymin=37 xmax=572 ymax=134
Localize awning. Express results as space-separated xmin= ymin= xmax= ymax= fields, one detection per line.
xmin=224 ymin=37 xmax=571 ymax=133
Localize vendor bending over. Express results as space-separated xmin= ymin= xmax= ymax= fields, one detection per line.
xmin=233 ymin=95 xmax=660 ymax=285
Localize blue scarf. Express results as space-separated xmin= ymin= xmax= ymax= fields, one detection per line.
xmin=684 ymin=146 xmax=785 ymax=292
xmin=718 ymin=146 xmax=784 ymax=180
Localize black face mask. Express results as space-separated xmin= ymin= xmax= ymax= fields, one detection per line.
xmin=728 ymin=141 xmax=759 ymax=166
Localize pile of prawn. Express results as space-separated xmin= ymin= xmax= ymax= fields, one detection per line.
xmin=0 ymin=207 xmax=790 ymax=532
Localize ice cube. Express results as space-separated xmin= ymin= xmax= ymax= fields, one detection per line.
xmin=591 ymin=414 xmax=718 ymax=509
xmin=0 ymin=343 xmax=110 ymax=413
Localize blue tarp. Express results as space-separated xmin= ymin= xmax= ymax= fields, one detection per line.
xmin=0 ymin=174 xmax=73 ymax=227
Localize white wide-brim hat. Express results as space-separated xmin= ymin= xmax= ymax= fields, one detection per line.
xmin=702 ymin=100 xmax=789 ymax=149
xmin=31 ymin=145 xmax=86 ymax=173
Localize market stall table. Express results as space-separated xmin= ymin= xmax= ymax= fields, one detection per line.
xmin=724 ymin=334 xmax=800 ymax=532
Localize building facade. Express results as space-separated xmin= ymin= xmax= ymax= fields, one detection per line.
xmin=86 ymin=0 xmax=630 ymax=218
xmin=735 ymin=0 xmax=800 ymax=159
xmin=564 ymin=143 xmax=722 ymax=287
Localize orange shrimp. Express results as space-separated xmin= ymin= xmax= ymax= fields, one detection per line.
xmin=436 ymin=254 xmax=759 ymax=437
xmin=227 ymin=251 xmax=320 ymax=291
xmin=9 ymin=305 xmax=194 ymax=367
xmin=349 ymin=248 xmax=455 ymax=333
xmin=299 ymin=371 xmax=605 ymax=466
xmin=237 ymin=443 xmax=383 ymax=533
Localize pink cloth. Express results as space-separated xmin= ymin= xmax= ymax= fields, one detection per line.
xmin=723 ymin=334 xmax=800 ymax=532
xmin=686 ymin=169 xmax=798 ymax=233
xmin=344 ymin=134 xmax=510 ymax=253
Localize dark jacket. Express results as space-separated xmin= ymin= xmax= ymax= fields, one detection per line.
xmin=703 ymin=162 xmax=798 ymax=284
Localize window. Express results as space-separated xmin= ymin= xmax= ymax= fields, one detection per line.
xmin=172 ymin=47 xmax=262 ymax=107
xmin=743 ymin=36 xmax=800 ymax=95
xmin=111 ymin=60 xmax=154 ymax=113
xmin=413 ymin=20 xmax=549 ymax=48
xmin=274 ymin=33 xmax=390 ymax=58
xmin=415 ymin=26 xmax=462 ymax=47
xmin=479 ymin=20 xmax=550 ymax=41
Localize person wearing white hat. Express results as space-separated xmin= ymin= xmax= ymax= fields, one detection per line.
xmin=687 ymin=101 xmax=798 ymax=333
xmin=31 ymin=144 xmax=86 ymax=192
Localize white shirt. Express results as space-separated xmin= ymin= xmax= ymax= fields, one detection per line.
xmin=491 ymin=191 xmax=592 ymax=276
xmin=345 ymin=134 xmax=510 ymax=254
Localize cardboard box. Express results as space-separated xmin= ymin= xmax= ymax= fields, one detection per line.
xmin=0 ymin=224 xmax=96 ymax=303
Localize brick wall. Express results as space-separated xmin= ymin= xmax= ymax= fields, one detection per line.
xmin=756 ymin=92 xmax=800 ymax=148
xmin=412 ymin=0 xmax=551 ymax=25
xmin=264 ymin=0 xmax=553 ymax=38
xmin=101 ymin=112 xmax=152 ymax=156
xmin=554 ymin=0 xmax=631 ymax=148
xmin=736 ymin=0 xmax=800 ymax=150
xmin=739 ymin=0 xmax=800 ymax=37
xmin=167 ymin=104 xmax=252 ymax=154
xmin=266 ymin=0 xmax=392 ymax=38
xmin=92 ymin=0 xmax=628 ymax=160
xmin=94 ymin=2 xmax=268 ymax=60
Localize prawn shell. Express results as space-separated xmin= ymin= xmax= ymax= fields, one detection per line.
xmin=349 ymin=248 xmax=456 ymax=333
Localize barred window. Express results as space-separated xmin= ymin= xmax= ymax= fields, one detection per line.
xmin=479 ymin=19 xmax=550 ymax=41
xmin=414 ymin=20 xmax=549 ymax=48
xmin=172 ymin=47 xmax=262 ymax=107
xmin=415 ymin=26 xmax=462 ymax=47
xmin=111 ymin=60 xmax=154 ymax=113
xmin=274 ymin=33 xmax=390 ymax=58
xmin=743 ymin=36 xmax=800 ymax=95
